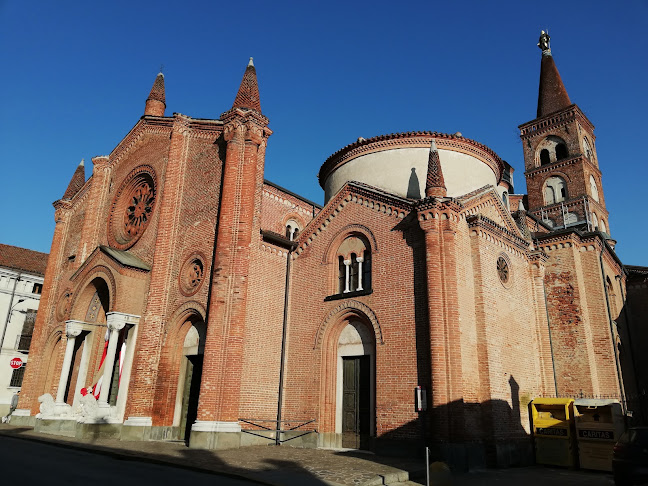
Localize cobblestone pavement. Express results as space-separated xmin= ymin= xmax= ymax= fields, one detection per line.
xmin=0 ymin=424 xmax=420 ymax=486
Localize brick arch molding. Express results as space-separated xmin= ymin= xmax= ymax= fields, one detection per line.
xmin=314 ymin=299 xmax=384 ymax=350
xmin=321 ymin=224 xmax=379 ymax=265
xmin=69 ymin=265 xmax=117 ymax=320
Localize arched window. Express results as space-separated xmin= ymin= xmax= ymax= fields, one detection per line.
xmin=600 ymin=219 xmax=607 ymax=234
xmin=544 ymin=176 xmax=568 ymax=205
xmin=589 ymin=175 xmax=600 ymax=202
xmin=285 ymin=219 xmax=301 ymax=241
xmin=501 ymin=191 xmax=509 ymax=209
xmin=583 ymin=137 xmax=593 ymax=160
xmin=591 ymin=212 xmax=599 ymax=230
xmin=555 ymin=143 xmax=569 ymax=160
xmin=336 ymin=236 xmax=372 ymax=294
xmin=537 ymin=135 xmax=568 ymax=166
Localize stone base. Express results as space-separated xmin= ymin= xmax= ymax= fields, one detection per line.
xmin=7 ymin=414 xmax=36 ymax=427
xmin=189 ymin=430 xmax=242 ymax=450
xmin=34 ymin=419 xmax=78 ymax=438
xmin=29 ymin=418 xmax=181 ymax=443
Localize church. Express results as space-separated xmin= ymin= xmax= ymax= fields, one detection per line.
xmin=12 ymin=32 xmax=641 ymax=468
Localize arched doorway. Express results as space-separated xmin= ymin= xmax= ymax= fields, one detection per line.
xmin=72 ymin=277 xmax=111 ymax=405
xmin=175 ymin=320 xmax=205 ymax=442
xmin=336 ymin=319 xmax=375 ymax=449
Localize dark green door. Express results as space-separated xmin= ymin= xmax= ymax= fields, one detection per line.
xmin=342 ymin=355 xmax=371 ymax=449
xmin=180 ymin=354 xmax=203 ymax=442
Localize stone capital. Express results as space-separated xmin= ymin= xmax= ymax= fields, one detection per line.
xmin=65 ymin=321 xmax=85 ymax=338
xmin=106 ymin=311 xmax=140 ymax=331
xmin=91 ymin=155 xmax=110 ymax=170
xmin=223 ymin=120 xmax=246 ymax=143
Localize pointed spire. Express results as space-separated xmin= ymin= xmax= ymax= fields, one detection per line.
xmin=231 ymin=57 xmax=262 ymax=113
xmin=62 ymin=159 xmax=86 ymax=200
xmin=425 ymin=139 xmax=447 ymax=198
xmin=144 ymin=72 xmax=166 ymax=117
xmin=536 ymin=31 xmax=571 ymax=117
xmin=518 ymin=199 xmax=526 ymax=211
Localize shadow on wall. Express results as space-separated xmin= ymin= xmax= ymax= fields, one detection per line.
xmin=614 ymin=299 xmax=647 ymax=425
xmin=360 ymin=377 xmax=533 ymax=471
xmin=407 ymin=168 xmax=422 ymax=199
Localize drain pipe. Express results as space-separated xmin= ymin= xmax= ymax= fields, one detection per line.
xmin=275 ymin=236 xmax=297 ymax=446
xmin=599 ymin=247 xmax=627 ymax=412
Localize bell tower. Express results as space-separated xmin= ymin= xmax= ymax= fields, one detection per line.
xmin=519 ymin=31 xmax=610 ymax=235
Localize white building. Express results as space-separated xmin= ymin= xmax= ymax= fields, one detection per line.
xmin=0 ymin=244 xmax=48 ymax=416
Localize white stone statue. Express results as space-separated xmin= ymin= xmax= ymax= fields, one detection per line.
xmin=77 ymin=393 xmax=100 ymax=421
xmin=37 ymin=393 xmax=56 ymax=418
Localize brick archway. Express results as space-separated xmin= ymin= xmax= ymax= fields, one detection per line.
xmin=317 ymin=303 xmax=380 ymax=438
xmin=150 ymin=302 xmax=206 ymax=428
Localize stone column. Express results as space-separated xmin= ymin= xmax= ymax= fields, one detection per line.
xmin=98 ymin=313 xmax=127 ymax=406
xmin=344 ymin=260 xmax=351 ymax=293
xmin=356 ymin=257 xmax=364 ymax=291
xmin=55 ymin=323 xmax=83 ymax=404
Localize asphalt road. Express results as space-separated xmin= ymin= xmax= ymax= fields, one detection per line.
xmin=0 ymin=436 xmax=260 ymax=485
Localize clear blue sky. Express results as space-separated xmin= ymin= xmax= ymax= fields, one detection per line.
xmin=1 ymin=1 xmax=646 ymax=264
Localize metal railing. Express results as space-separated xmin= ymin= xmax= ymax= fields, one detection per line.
xmin=238 ymin=418 xmax=317 ymax=446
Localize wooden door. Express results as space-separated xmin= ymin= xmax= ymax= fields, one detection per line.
xmin=342 ymin=355 xmax=371 ymax=449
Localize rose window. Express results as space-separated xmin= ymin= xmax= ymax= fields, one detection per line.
xmin=108 ymin=167 xmax=157 ymax=250
xmin=497 ymin=256 xmax=509 ymax=284
xmin=124 ymin=181 xmax=154 ymax=237
xmin=179 ymin=255 xmax=206 ymax=296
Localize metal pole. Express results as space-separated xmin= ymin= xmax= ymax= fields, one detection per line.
xmin=276 ymin=246 xmax=294 ymax=445
xmin=0 ymin=273 xmax=22 ymax=351
xmin=425 ymin=446 xmax=430 ymax=486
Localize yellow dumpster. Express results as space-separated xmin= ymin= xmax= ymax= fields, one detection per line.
xmin=531 ymin=398 xmax=577 ymax=467
xmin=574 ymin=399 xmax=625 ymax=471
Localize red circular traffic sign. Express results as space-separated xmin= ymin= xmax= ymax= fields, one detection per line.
xmin=9 ymin=358 xmax=23 ymax=369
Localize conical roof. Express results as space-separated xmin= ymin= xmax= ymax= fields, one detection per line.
xmin=425 ymin=139 xmax=447 ymax=198
xmin=231 ymin=58 xmax=262 ymax=113
xmin=147 ymin=72 xmax=165 ymax=105
xmin=62 ymin=159 xmax=86 ymax=200
xmin=537 ymin=32 xmax=571 ymax=117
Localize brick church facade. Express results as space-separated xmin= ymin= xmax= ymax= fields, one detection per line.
xmin=13 ymin=33 xmax=641 ymax=467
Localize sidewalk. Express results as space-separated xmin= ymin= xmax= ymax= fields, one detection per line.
xmin=0 ymin=424 xmax=422 ymax=486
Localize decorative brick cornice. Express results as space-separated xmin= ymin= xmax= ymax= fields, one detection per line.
xmin=110 ymin=118 xmax=174 ymax=168
xmin=318 ymin=131 xmax=505 ymax=188
xmin=293 ymin=181 xmax=413 ymax=258
xmin=466 ymin=214 xmax=531 ymax=253
xmin=524 ymin=154 xmax=601 ymax=178
xmin=519 ymin=104 xmax=594 ymax=139
xmin=458 ymin=185 xmax=522 ymax=235
xmin=220 ymin=106 xmax=269 ymax=129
